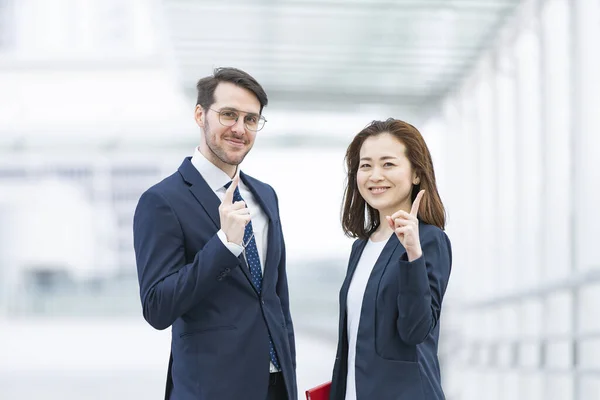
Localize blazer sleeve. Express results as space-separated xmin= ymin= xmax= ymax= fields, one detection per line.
xmin=272 ymin=188 xmax=296 ymax=368
xmin=396 ymin=227 xmax=452 ymax=345
xmin=133 ymin=189 xmax=240 ymax=330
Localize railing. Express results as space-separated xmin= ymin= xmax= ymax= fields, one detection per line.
xmin=440 ymin=266 xmax=600 ymax=399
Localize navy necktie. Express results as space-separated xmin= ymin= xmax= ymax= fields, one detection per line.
xmin=224 ymin=181 xmax=280 ymax=370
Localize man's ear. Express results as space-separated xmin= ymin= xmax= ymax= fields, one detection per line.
xmin=194 ymin=105 xmax=205 ymax=128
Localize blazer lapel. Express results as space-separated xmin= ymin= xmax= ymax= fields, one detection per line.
xmin=178 ymin=157 xmax=221 ymax=229
xmin=372 ymin=234 xmax=401 ymax=276
xmin=340 ymin=234 xmax=400 ymax=312
xmin=340 ymin=239 xmax=368 ymax=314
xmin=345 ymin=240 xmax=368 ymax=288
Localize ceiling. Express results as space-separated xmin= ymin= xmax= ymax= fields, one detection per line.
xmin=0 ymin=0 xmax=522 ymax=152
xmin=161 ymin=0 xmax=522 ymax=119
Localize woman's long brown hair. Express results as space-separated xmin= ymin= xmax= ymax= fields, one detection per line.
xmin=341 ymin=118 xmax=446 ymax=239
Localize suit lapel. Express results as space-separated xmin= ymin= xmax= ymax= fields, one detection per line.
xmin=178 ymin=158 xmax=257 ymax=293
xmin=178 ymin=160 xmax=282 ymax=296
xmin=178 ymin=157 xmax=221 ymax=229
xmin=240 ymin=172 xmax=280 ymax=291
xmin=240 ymin=171 xmax=276 ymax=223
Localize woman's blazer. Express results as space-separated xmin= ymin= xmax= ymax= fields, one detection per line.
xmin=330 ymin=223 xmax=452 ymax=400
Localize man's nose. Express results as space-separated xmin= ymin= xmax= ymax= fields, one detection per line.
xmin=231 ymin=117 xmax=246 ymax=134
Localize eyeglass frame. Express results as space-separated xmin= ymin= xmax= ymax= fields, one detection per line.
xmin=209 ymin=107 xmax=267 ymax=132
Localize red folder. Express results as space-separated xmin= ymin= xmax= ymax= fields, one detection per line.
xmin=305 ymin=381 xmax=331 ymax=400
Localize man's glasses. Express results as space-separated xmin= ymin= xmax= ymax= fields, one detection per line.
xmin=210 ymin=108 xmax=267 ymax=132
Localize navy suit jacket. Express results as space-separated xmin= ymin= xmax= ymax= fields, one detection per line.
xmin=133 ymin=157 xmax=297 ymax=400
xmin=330 ymin=223 xmax=451 ymax=400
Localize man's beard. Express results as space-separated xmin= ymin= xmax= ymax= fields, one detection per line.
xmin=204 ymin=120 xmax=251 ymax=166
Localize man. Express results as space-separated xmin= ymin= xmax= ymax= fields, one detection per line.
xmin=133 ymin=67 xmax=297 ymax=400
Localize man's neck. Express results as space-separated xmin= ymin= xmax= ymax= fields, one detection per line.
xmin=198 ymin=146 xmax=237 ymax=178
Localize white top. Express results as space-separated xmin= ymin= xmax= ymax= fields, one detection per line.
xmin=190 ymin=147 xmax=269 ymax=271
xmin=345 ymin=239 xmax=387 ymax=400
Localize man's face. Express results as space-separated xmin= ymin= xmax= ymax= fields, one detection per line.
xmin=195 ymin=82 xmax=261 ymax=169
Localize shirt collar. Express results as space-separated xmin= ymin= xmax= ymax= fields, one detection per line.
xmin=190 ymin=147 xmax=238 ymax=192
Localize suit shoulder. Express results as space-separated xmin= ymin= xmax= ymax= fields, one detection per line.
xmin=137 ymin=172 xmax=182 ymax=204
xmin=242 ymin=173 xmax=279 ymax=202
xmin=243 ymin=173 xmax=274 ymax=190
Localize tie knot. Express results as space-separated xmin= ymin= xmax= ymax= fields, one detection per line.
xmin=224 ymin=181 xmax=243 ymax=202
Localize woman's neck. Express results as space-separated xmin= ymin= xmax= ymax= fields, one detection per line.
xmin=370 ymin=221 xmax=393 ymax=242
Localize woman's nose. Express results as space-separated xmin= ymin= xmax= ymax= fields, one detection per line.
xmin=369 ymin=168 xmax=384 ymax=181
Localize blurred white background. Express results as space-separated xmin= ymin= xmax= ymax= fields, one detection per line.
xmin=0 ymin=0 xmax=599 ymax=399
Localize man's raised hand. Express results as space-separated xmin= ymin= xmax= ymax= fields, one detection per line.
xmin=219 ymin=174 xmax=250 ymax=245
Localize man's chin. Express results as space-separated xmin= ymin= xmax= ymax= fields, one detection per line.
xmin=208 ymin=142 xmax=252 ymax=167
xmin=222 ymin=152 xmax=247 ymax=166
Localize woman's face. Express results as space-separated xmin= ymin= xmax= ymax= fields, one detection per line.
xmin=356 ymin=133 xmax=419 ymax=218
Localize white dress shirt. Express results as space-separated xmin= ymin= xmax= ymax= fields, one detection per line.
xmin=345 ymin=238 xmax=387 ymax=400
xmin=190 ymin=148 xmax=277 ymax=373
xmin=190 ymin=147 xmax=269 ymax=271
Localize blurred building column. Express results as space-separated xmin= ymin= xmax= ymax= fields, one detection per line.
xmin=0 ymin=202 xmax=18 ymax=316
xmin=571 ymin=0 xmax=600 ymax=271
xmin=539 ymin=0 xmax=575 ymax=398
xmin=514 ymin=17 xmax=545 ymax=399
xmin=571 ymin=0 xmax=600 ymax=398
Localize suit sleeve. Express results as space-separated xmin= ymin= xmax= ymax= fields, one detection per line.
xmin=396 ymin=228 xmax=452 ymax=345
xmin=133 ymin=189 xmax=240 ymax=330
xmin=272 ymin=189 xmax=296 ymax=369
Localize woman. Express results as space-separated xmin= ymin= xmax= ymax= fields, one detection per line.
xmin=330 ymin=118 xmax=452 ymax=400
